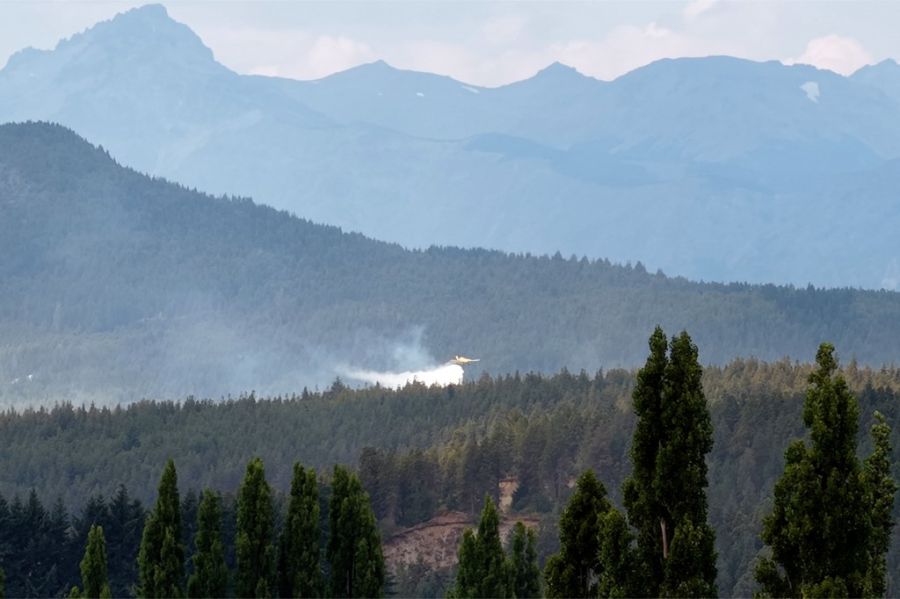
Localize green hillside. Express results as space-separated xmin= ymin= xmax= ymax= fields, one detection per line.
xmin=2 ymin=122 xmax=900 ymax=405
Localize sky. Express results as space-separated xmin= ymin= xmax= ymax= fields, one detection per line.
xmin=1 ymin=0 xmax=899 ymax=86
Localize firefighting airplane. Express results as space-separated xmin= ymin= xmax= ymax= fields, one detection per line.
xmin=450 ymin=355 xmax=480 ymax=365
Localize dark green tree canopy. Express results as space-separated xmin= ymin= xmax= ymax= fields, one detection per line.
xmin=236 ymin=458 xmax=276 ymax=599
xmin=186 ymin=490 xmax=228 ymax=599
xmin=327 ymin=465 xmax=385 ymax=599
xmin=277 ymin=463 xmax=323 ymax=599
xmin=862 ymin=412 xmax=898 ymax=597
xmin=138 ymin=459 xmax=184 ymax=598
xmin=544 ymin=470 xmax=610 ymax=598
xmin=597 ymin=508 xmax=639 ymax=599
xmin=756 ymin=343 xmax=896 ymax=597
xmin=509 ymin=522 xmax=541 ymax=599
xmin=78 ymin=525 xmax=111 ymax=599
xmin=622 ymin=327 xmax=717 ymax=597
xmin=450 ymin=495 xmax=512 ymax=599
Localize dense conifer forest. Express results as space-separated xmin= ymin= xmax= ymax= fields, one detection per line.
xmin=2 ymin=122 xmax=900 ymax=404
xmin=1 ymin=347 xmax=897 ymax=596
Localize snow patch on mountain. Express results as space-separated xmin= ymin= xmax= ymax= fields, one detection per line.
xmin=801 ymin=81 xmax=820 ymax=103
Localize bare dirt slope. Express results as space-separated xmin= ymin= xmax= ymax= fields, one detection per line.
xmin=383 ymin=511 xmax=541 ymax=571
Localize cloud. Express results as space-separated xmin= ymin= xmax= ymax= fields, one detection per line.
xmin=684 ymin=0 xmax=719 ymax=22
xmin=387 ymin=19 xmax=723 ymax=85
xmin=193 ymin=25 xmax=312 ymax=78
xmin=787 ymin=34 xmax=873 ymax=75
xmin=482 ymin=15 xmax=527 ymax=45
xmin=187 ymin=25 xmax=377 ymax=80
xmin=548 ymin=22 xmax=718 ymax=81
xmin=307 ymin=35 xmax=376 ymax=78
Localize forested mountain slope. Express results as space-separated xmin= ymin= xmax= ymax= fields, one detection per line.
xmin=1 ymin=5 xmax=899 ymax=288
xmin=2 ymin=123 xmax=900 ymax=404
xmin=1 ymin=360 xmax=898 ymax=596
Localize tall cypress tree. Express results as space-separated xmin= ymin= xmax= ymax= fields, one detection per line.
xmin=278 ymin=463 xmax=323 ymax=598
xmin=76 ymin=524 xmax=111 ymax=599
xmin=138 ymin=459 xmax=184 ymax=598
xmin=508 ymin=522 xmax=541 ymax=599
xmin=187 ymin=490 xmax=228 ymax=599
xmin=862 ymin=412 xmax=897 ymax=597
xmin=474 ymin=495 xmax=510 ymax=598
xmin=236 ymin=457 xmax=276 ymax=598
xmin=622 ymin=327 xmax=668 ymax=594
xmin=450 ymin=529 xmax=479 ymax=599
xmin=450 ymin=495 xmax=511 ymax=599
xmin=597 ymin=509 xmax=639 ymax=599
xmin=544 ymin=470 xmax=610 ymax=598
xmin=622 ymin=328 xmax=717 ymax=597
xmin=327 ymin=465 xmax=385 ymax=598
xmin=756 ymin=345 xmax=896 ymax=597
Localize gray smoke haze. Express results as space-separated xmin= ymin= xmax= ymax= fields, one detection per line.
xmin=338 ymin=326 xmax=465 ymax=388
xmin=0 ymin=319 xmax=459 ymax=410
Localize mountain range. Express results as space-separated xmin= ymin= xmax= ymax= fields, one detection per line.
xmin=1 ymin=122 xmax=899 ymax=406
xmin=2 ymin=4 xmax=899 ymax=289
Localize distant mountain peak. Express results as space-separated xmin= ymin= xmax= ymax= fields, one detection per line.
xmin=368 ymin=59 xmax=395 ymax=69
xmin=320 ymin=59 xmax=410 ymax=80
xmin=1 ymin=3 xmax=214 ymax=74
xmin=52 ymin=2 xmax=217 ymax=66
xmin=315 ymin=58 xmax=473 ymax=89
xmin=855 ymin=57 xmax=900 ymax=75
xmin=872 ymin=57 xmax=899 ymax=68
xmin=504 ymin=61 xmax=599 ymax=90
xmin=115 ymin=3 xmax=171 ymax=23
xmin=535 ymin=61 xmax=584 ymax=78
xmin=850 ymin=57 xmax=900 ymax=102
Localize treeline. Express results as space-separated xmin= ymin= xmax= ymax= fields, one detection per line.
xmin=4 ymin=122 xmax=900 ymax=405
xmin=444 ymin=333 xmax=897 ymax=597
xmin=2 ymin=358 xmax=899 ymax=595
xmin=0 ymin=486 xmax=142 ymax=597
xmin=0 ymin=460 xmax=384 ymax=598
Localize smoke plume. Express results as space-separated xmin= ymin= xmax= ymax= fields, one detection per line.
xmin=343 ymin=363 xmax=464 ymax=388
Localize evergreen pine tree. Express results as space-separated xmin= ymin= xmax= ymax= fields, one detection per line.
xmin=187 ymin=490 xmax=228 ymax=599
xmin=862 ymin=412 xmax=897 ymax=597
xmin=622 ymin=327 xmax=668 ymax=594
xmin=43 ymin=498 xmax=70 ymax=596
xmin=755 ymin=343 xmax=887 ymax=597
xmin=327 ymin=465 xmax=385 ymax=598
xmin=509 ymin=522 xmax=541 ymax=599
xmin=77 ymin=524 xmax=111 ymax=599
xmin=0 ymin=566 xmax=5 ymax=599
xmin=597 ymin=509 xmax=639 ymax=598
xmin=475 ymin=495 xmax=510 ymax=598
xmin=106 ymin=485 xmax=145 ymax=599
xmin=277 ymin=463 xmax=323 ymax=598
xmin=622 ymin=328 xmax=717 ymax=597
xmin=138 ymin=459 xmax=185 ymax=598
xmin=181 ymin=490 xmax=200 ymax=575
xmin=236 ymin=457 xmax=276 ymax=598
xmin=450 ymin=495 xmax=512 ymax=598
xmin=544 ymin=470 xmax=610 ymax=598
xmin=449 ymin=529 xmax=479 ymax=599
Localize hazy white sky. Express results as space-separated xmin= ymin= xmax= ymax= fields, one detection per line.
xmin=1 ymin=1 xmax=899 ymax=85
